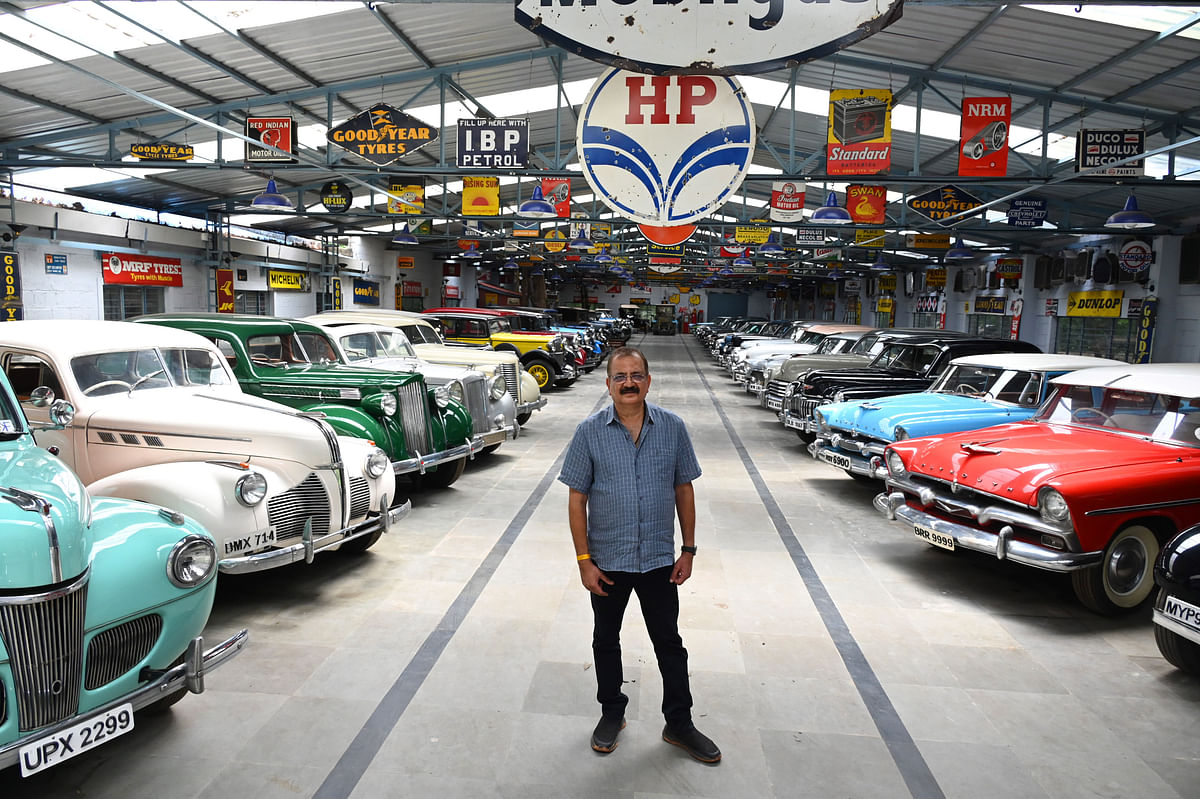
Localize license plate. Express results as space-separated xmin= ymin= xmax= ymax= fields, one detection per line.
xmin=783 ymin=415 xmax=803 ymax=430
xmin=1159 ymin=594 xmax=1200 ymax=636
xmin=223 ymin=528 xmax=277 ymax=556
xmin=818 ymin=450 xmax=852 ymax=470
xmin=913 ymin=522 xmax=955 ymax=551
xmin=20 ymin=703 xmax=134 ymax=776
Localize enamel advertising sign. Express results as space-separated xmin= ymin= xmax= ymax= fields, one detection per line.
xmin=101 ymin=253 xmax=183 ymax=287
xmin=958 ymin=97 xmax=1011 ymax=177
xmin=770 ymin=182 xmax=806 ymax=223
xmin=542 ymin=178 xmax=571 ymax=217
xmin=827 ymin=89 xmax=892 ymax=176
xmin=515 ymin=0 xmax=904 ymax=76
xmin=846 ymin=184 xmax=887 ymax=224
xmin=458 ymin=119 xmax=529 ymax=168
xmin=327 ymin=103 xmax=437 ymax=166
xmin=578 ymin=69 xmax=755 ymax=226
xmin=907 ymin=185 xmax=984 ymax=227
xmin=1076 ymin=129 xmax=1145 ymax=177
xmin=245 ymin=117 xmax=296 ymax=163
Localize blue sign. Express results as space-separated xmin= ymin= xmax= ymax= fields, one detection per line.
xmin=44 ymin=253 xmax=68 ymax=274
xmin=352 ymin=278 xmax=380 ymax=306
xmin=458 ymin=119 xmax=529 ymax=169
xmin=1007 ymin=196 xmax=1047 ymax=228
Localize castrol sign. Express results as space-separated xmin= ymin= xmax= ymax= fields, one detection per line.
xmin=578 ymin=69 xmax=755 ymax=226
xmin=515 ymin=0 xmax=904 ymax=75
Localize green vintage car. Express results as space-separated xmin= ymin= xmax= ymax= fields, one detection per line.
xmin=135 ymin=313 xmax=478 ymax=489
xmin=0 ymin=371 xmax=246 ymax=777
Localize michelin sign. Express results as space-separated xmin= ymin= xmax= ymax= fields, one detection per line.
xmin=516 ymin=0 xmax=904 ymax=75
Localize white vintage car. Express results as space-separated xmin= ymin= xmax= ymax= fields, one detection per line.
xmin=314 ymin=321 xmax=518 ymax=452
xmin=0 ymin=320 xmax=408 ymax=574
xmin=305 ymin=310 xmax=547 ymax=426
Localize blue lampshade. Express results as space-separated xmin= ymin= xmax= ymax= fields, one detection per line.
xmin=718 ymin=266 xmax=734 ymax=276
xmin=944 ymin=237 xmax=975 ymax=261
xmin=517 ymin=184 xmax=557 ymax=219
xmin=595 ymin=246 xmax=613 ymax=264
xmin=757 ymin=233 xmax=784 ymax=257
xmin=731 ymin=255 xmax=753 ymax=269
xmin=811 ymin=192 xmax=851 ymax=225
xmin=250 ymin=178 xmax=293 ymax=210
xmin=870 ymin=252 xmax=890 ymax=270
xmin=461 ymin=243 xmax=482 ymax=259
xmin=1105 ymin=192 xmax=1155 ymax=229
xmin=391 ymin=223 xmax=418 ymax=245
xmin=569 ymin=230 xmax=593 ymax=250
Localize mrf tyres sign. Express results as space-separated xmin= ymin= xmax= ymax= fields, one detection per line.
xmin=578 ymin=69 xmax=755 ymax=226
xmin=516 ymin=0 xmax=904 ymax=75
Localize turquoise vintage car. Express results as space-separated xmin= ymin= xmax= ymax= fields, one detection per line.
xmin=136 ymin=313 xmax=478 ymax=488
xmin=811 ymin=353 xmax=1124 ymax=481
xmin=0 ymin=374 xmax=246 ymax=777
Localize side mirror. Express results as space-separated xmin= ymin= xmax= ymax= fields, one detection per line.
xmin=27 ymin=385 xmax=55 ymax=407
xmin=48 ymin=399 xmax=75 ymax=428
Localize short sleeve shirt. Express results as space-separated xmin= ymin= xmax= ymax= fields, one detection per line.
xmin=558 ymin=401 xmax=701 ymax=573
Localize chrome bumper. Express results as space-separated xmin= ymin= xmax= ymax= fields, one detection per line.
xmin=220 ymin=496 xmax=411 ymax=574
xmin=1153 ymin=609 xmax=1200 ymax=646
xmin=811 ymin=444 xmax=888 ymax=479
xmin=479 ymin=424 xmax=516 ymax=447
xmin=764 ymin=394 xmax=783 ymax=411
xmin=781 ymin=410 xmax=815 ymax=432
xmin=873 ymin=490 xmax=1102 ymax=572
xmin=392 ymin=439 xmax=478 ymax=476
xmin=555 ymin=363 xmax=578 ymax=382
xmin=0 ymin=628 xmax=249 ymax=772
xmin=517 ymin=396 xmax=548 ymax=415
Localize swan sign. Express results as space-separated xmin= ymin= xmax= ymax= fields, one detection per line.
xmin=578 ymin=69 xmax=755 ymax=226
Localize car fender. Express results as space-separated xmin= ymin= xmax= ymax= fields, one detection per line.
xmin=302 ymin=402 xmax=398 ymax=453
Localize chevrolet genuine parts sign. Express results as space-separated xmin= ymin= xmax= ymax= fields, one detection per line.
xmin=515 ymin=0 xmax=904 ymax=75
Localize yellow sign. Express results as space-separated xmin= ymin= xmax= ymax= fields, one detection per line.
xmin=130 ymin=143 xmax=194 ymax=161
xmin=689 ymin=294 xmax=701 ymax=305
xmin=397 ymin=256 xmax=415 ymax=270
xmin=735 ymin=226 xmax=770 ymax=244
xmin=925 ymin=267 xmax=947 ymax=289
xmin=1067 ymin=289 xmax=1124 ymax=317
xmin=462 ymin=176 xmax=500 ymax=216
xmin=267 ymin=270 xmax=305 ymax=291
xmin=387 ymin=182 xmax=424 ymax=214
xmin=543 ymin=229 xmax=567 ymax=253
xmin=906 ymin=233 xmax=951 ymax=249
xmin=854 ymin=229 xmax=886 ymax=247
xmin=878 ymin=274 xmax=897 ymax=292
xmin=876 ymin=297 xmax=894 ymax=313
xmin=668 ymin=294 xmax=680 ymax=304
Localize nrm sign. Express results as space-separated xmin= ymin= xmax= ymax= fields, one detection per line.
xmin=516 ymin=0 xmax=904 ymax=75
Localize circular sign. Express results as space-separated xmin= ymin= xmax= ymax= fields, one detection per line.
xmin=638 ymin=224 xmax=697 ymax=246
xmin=320 ymin=181 xmax=352 ymax=213
xmin=1118 ymin=239 xmax=1153 ymax=274
xmin=689 ymin=294 xmax=701 ymax=306
xmin=578 ymin=69 xmax=756 ymax=227
xmin=543 ymin=230 xmax=567 ymax=253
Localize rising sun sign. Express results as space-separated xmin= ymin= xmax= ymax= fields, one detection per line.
xmin=515 ymin=0 xmax=904 ymax=75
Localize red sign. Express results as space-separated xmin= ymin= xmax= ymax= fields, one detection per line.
xmin=102 ymin=253 xmax=183 ymax=287
xmin=402 ymin=280 xmax=423 ymax=298
xmin=245 ymin=117 xmax=296 ymax=163
xmin=846 ymin=185 xmax=886 ymax=224
xmin=216 ymin=268 xmax=234 ymax=313
xmin=639 ymin=224 xmax=696 ymax=246
xmin=826 ymin=89 xmax=892 ymax=176
xmin=958 ymin=97 xmax=1010 ymax=177
xmin=542 ymin=178 xmax=571 ymax=217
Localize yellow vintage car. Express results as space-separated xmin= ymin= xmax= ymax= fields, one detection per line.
xmin=422 ymin=309 xmax=577 ymax=389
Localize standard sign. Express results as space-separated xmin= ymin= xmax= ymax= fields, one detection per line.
xmin=1076 ymin=129 xmax=1145 ymax=177
xmin=458 ymin=119 xmax=528 ymax=168
xmin=515 ymin=0 xmax=903 ymax=75
xmin=578 ymin=69 xmax=755 ymax=226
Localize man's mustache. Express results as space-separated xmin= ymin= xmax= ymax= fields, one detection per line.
xmin=620 ymin=385 xmax=640 ymax=394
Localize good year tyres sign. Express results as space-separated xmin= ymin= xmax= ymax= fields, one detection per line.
xmin=578 ymin=70 xmax=755 ymax=227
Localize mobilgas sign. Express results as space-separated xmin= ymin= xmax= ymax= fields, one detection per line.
xmin=458 ymin=119 xmax=529 ymax=168
xmin=907 ymin=185 xmax=984 ymax=226
xmin=1076 ymin=129 xmax=1145 ymax=177
xmin=515 ymin=0 xmax=904 ymax=76
xmin=327 ymin=103 xmax=437 ymax=166
xmin=578 ymin=69 xmax=755 ymax=226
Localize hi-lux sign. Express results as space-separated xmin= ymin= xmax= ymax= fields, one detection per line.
xmin=516 ymin=0 xmax=904 ymax=75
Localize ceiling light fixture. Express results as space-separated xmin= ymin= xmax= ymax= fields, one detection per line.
xmin=249 ymin=177 xmax=293 ymax=210
xmin=517 ymin=184 xmax=557 ymax=219
xmin=811 ymin=192 xmax=852 ymax=225
xmin=1105 ymin=191 xmax=1155 ymax=229
xmin=390 ymin=223 xmax=418 ymax=245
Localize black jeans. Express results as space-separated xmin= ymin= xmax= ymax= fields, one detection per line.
xmin=590 ymin=565 xmax=693 ymax=729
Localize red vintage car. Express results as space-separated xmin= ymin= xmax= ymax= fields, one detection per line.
xmin=875 ymin=363 xmax=1200 ymax=614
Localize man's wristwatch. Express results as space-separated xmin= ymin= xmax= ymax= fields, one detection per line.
xmin=680 ymin=545 xmax=697 ymax=555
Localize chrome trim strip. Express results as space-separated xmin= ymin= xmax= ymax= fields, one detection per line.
xmin=1085 ymin=497 xmax=1200 ymax=517
xmin=1153 ymin=609 xmax=1200 ymax=645
xmin=2 ymin=487 xmax=62 ymax=582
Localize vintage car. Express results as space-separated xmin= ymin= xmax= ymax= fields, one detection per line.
xmin=0 ymin=361 xmax=246 ymax=777
xmin=313 ymin=321 xmax=517 ymax=452
xmin=712 ymin=319 xmax=800 ymax=362
xmin=434 ymin=306 xmax=598 ymax=373
xmin=423 ymin=309 xmax=576 ymax=389
xmin=1153 ymin=524 xmax=1200 ymax=673
xmin=875 ymin=363 xmax=1200 ymax=615
xmin=726 ymin=324 xmax=873 ymax=379
xmin=811 ymin=353 xmax=1123 ymax=481
xmin=135 ymin=314 xmax=477 ymax=488
xmin=304 ymin=310 xmax=546 ymax=426
xmin=750 ymin=329 xmax=872 ymax=400
xmin=781 ymin=335 xmax=1040 ymax=442
xmin=2 ymin=320 xmax=407 ymax=572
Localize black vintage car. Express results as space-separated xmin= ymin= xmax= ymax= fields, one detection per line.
xmin=780 ymin=334 xmax=1041 ymax=442
xmin=1153 ymin=524 xmax=1200 ymax=674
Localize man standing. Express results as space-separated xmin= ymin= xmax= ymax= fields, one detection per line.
xmin=558 ymin=346 xmax=721 ymax=763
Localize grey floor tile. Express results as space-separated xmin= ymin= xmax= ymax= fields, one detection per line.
xmin=759 ymin=729 xmax=909 ymax=798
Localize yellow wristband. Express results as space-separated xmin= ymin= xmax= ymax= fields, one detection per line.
xmin=576 ymin=553 xmax=591 ymax=562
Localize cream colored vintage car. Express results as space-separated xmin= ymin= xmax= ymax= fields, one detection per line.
xmin=304 ymin=310 xmax=546 ymax=426
xmin=0 ymin=320 xmax=408 ymax=574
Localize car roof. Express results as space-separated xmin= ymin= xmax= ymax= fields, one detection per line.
xmin=1049 ymin=363 xmax=1200 ymax=397
xmin=137 ymin=312 xmax=327 ymax=337
xmin=0 ymin=319 xmax=221 ymax=358
xmin=803 ymin=324 xmax=874 ymax=334
xmin=425 ymin=306 xmax=509 ymax=316
xmin=949 ymin=353 xmax=1125 ymax=371
xmin=305 ymin=310 xmax=437 ymax=329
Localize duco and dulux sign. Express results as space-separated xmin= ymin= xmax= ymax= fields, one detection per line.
xmin=516 ymin=0 xmax=904 ymax=75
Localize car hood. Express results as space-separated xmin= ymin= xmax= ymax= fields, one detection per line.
xmin=777 ymin=354 xmax=873 ymax=381
xmin=349 ymin=355 xmax=478 ymax=386
xmin=0 ymin=441 xmax=92 ymax=588
xmin=251 ymin=361 xmax=424 ymax=389
xmin=737 ymin=341 xmax=817 ymax=360
xmin=412 ymin=343 xmax=512 ymax=373
xmin=821 ymin=392 xmax=1035 ymax=440
xmin=802 ymin=368 xmax=928 ymax=398
xmin=892 ymin=422 xmax=1200 ymax=505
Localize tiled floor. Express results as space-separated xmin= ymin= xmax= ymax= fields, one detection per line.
xmin=5 ymin=334 xmax=1198 ymax=798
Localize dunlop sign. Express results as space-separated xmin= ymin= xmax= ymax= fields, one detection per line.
xmin=1067 ymin=290 xmax=1124 ymax=317
xmin=515 ymin=0 xmax=904 ymax=76
xmin=327 ymin=103 xmax=437 ymax=166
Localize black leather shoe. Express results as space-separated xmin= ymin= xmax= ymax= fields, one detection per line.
xmin=591 ymin=715 xmax=626 ymax=753
xmin=662 ymin=724 xmax=721 ymax=763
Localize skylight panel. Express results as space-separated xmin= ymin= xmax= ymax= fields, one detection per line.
xmin=1028 ymin=5 xmax=1200 ymax=40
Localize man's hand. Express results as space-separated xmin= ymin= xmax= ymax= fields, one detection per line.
xmin=670 ymin=553 xmax=694 ymax=585
xmin=580 ymin=559 xmax=614 ymax=596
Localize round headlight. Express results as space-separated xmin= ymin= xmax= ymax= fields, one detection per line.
xmin=379 ymin=392 xmax=398 ymax=417
xmin=1039 ymin=487 xmax=1071 ymax=522
xmin=447 ymin=379 xmax=465 ymax=404
xmin=814 ymin=410 xmax=830 ymax=435
xmin=434 ymin=385 xmax=451 ymax=408
xmin=894 ymin=426 xmax=909 ymax=442
xmin=834 ymin=391 xmax=847 ymax=403
xmin=489 ymin=374 xmax=507 ymax=400
xmin=548 ymin=336 xmax=564 ymax=353
xmin=365 ymin=448 xmax=389 ymax=478
xmin=885 ymin=450 xmax=907 ymax=478
xmin=167 ymin=534 xmax=217 ymax=588
xmin=235 ymin=472 xmax=268 ymax=507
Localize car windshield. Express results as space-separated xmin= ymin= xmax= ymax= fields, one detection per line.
xmin=1037 ymin=385 xmax=1200 ymax=445
xmin=72 ymin=348 xmax=231 ymax=395
xmin=818 ymin=337 xmax=855 ymax=355
xmin=929 ymin=364 xmax=1043 ymax=405
xmin=869 ymin=344 xmax=941 ymax=373
xmin=339 ymin=330 xmax=415 ymax=362
xmin=851 ymin=333 xmax=884 ymax=355
xmin=246 ymin=333 xmax=330 ymax=366
xmin=400 ymin=323 xmax=443 ymax=346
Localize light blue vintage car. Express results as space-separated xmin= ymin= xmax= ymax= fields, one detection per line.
xmin=0 ymin=375 xmax=246 ymax=777
xmin=810 ymin=353 xmax=1124 ymax=481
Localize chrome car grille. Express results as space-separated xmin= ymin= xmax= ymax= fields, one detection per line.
xmin=788 ymin=396 xmax=821 ymax=419
xmin=499 ymin=363 xmax=518 ymax=403
xmin=397 ymin=381 xmax=433 ymax=455
xmin=348 ymin=476 xmax=371 ymax=519
xmin=462 ymin=376 xmax=490 ymax=435
xmin=84 ymin=614 xmax=162 ymax=690
xmin=0 ymin=575 xmax=88 ymax=732
xmin=766 ymin=380 xmax=791 ymax=400
xmin=267 ymin=473 xmax=331 ymax=541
